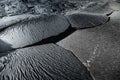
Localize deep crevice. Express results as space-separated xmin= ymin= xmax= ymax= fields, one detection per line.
xmin=106 ymin=10 xmax=115 ymax=16
xmin=23 ymin=26 xmax=76 ymax=48
xmin=106 ymin=17 xmax=111 ymax=23
xmin=0 ymin=26 xmax=76 ymax=55
xmin=16 ymin=16 xmax=110 ymax=49
xmin=0 ymin=15 xmax=110 ymax=54
xmin=0 ymin=16 xmax=110 ymax=54
xmin=0 ymin=27 xmax=8 ymax=32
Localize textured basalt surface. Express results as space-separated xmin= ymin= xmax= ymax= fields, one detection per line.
xmin=66 ymin=12 xmax=109 ymax=29
xmin=57 ymin=10 xmax=120 ymax=80
xmin=0 ymin=15 xmax=69 ymax=52
xmin=0 ymin=44 xmax=93 ymax=80
xmin=0 ymin=0 xmax=120 ymax=80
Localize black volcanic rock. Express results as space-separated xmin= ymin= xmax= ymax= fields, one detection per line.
xmin=67 ymin=12 xmax=109 ymax=29
xmin=0 ymin=44 xmax=93 ymax=80
xmin=0 ymin=15 xmax=69 ymax=52
xmin=0 ymin=0 xmax=120 ymax=80
xmin=57 ymin=11 xmax=120 ymax=80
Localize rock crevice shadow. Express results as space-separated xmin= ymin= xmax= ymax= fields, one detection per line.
xmin=0 ymin=39 xmax=13 ymax=54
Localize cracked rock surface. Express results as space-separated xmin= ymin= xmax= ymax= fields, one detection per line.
xmin=57 ymin=10 xmax=120 ymax=80
xmin=0 ymin=0 xmax=120 ymax=80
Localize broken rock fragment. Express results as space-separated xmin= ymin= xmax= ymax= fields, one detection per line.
xmin=0 ymin=44 xmax=93 ymax=80
xmin=67 ymin=12 xmax=109 ymax=29
xmin=0 ymin=15 xmax=69 ymax=52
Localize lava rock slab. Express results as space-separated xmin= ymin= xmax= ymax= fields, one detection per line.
xmin=0 ymin=44 xmax=93 ymax=80
xmin=57 ymin=11 xmax=120 ymax=80
xmin=0 ymin=15 xmax=69 ymax=53
xmin=67 ymin=12 xmax=109 ymax=29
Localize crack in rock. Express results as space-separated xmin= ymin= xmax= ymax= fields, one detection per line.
xmin=57 ymin=11 xmax=120 ymax=80
xmin=0 ymin=0 xmax=120 ymax=80
xmin=0 ymin=12 xmax=110 ymax=53
xmin=24 ymin=27 xmax=76 ymax=48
